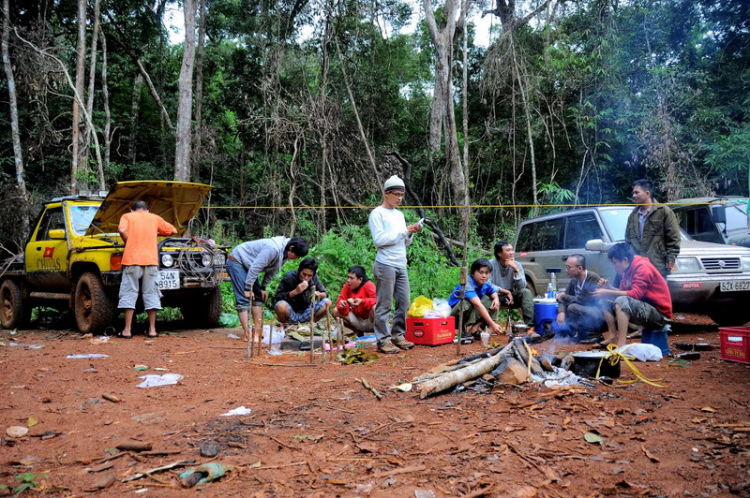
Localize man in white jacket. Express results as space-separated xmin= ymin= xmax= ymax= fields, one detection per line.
xmin=369 ymin=175 xmax=422 ymax=354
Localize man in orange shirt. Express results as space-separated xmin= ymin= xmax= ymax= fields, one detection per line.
xmin=118 ymin=200 xmax=177 ymax=338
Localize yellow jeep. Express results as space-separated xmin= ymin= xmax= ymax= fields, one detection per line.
xmin=0 ymin=181 xmax=227 ymax=333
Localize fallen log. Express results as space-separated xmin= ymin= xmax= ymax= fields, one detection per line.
xmin=419 ymin=343 xmax=514 ymax=398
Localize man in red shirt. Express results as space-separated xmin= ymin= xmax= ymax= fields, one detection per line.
xmin=332 ymin=265 xmax=377 ymax=335
xmin=592 ymin=243 xmax=672 ymax=348
xmin=118 ymin=200 xmax=177 ymax=338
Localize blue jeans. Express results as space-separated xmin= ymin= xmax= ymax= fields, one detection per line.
xmin=277 ymin=299 xmax=331 ymax=324
xmin=372 ymin=261 xmax=410 ymax=344
xmin=226 ymin=259 xmax=263 ymax=311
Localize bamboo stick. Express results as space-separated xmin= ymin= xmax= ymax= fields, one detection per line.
xmin=324 ymin=312 xmax=332 ymax=363
xmin=309 ymin=285 xmax=316 ymax=364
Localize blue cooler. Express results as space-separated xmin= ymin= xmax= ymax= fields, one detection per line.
xmin=641 ymin=325 xmax=671 ymax=355
xmin=533 ymin=298 xmax=557 ymax=333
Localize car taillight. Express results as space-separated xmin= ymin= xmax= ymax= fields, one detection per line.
xmin=110 ymin=253 xmax=123 ymax=270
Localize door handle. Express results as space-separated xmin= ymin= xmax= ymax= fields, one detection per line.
xmin=36 ymin=247 xmax=41 ymax=251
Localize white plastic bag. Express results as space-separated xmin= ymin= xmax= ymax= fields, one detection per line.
xmin=619 ymin=343 xmax=662 ymax=362
xmin=432 ymin=298 xmax=451 ymax=318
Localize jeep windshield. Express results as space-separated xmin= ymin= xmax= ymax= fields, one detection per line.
xmin=69 ymin=204 xmax=102 ymax=235
xmin=725 ymin=200 xmax=750 ymax=232
xmin=598 ymin=206 xmax=691 ymax=241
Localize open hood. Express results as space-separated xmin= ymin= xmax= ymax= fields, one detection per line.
xmin=86 ymin=181 xmax=213 ymax=236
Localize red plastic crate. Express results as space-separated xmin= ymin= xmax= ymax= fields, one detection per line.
xmin=720 ymin=327 xmax=750 ymax=364
xmin=406 ymin=317 xmax=455 ymax=346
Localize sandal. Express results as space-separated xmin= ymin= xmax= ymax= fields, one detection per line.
xmin=118 ymin=332 xmax=133 ymax=339
xmin=148 ymin=332 xmax=159 ymax=338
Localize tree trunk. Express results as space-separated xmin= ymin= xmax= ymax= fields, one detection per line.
xmin=71 ymin=0 xmax=87 ymax=193
xmin=423 ymin=0 xmax=469 ymax=207
xmin=128 ymin=71 xmax=143 ymax=165
xmin=174 ymin=0 xmax=197 ymax=182
xmin=2 ymin=0 xmax=28 ymax=238
xmin=101 ymin=32 xmax=113 ymax=173
xmin=84 ymin=0 xmax=104 ymax=189
xmin=192 ymin=0 xmax=206 ymax=182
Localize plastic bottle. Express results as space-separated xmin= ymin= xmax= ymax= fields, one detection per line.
xmin=550 ymin=272 xmax=557 ymax=296
xmin=546 ymin=282 xmax=554 ymax=299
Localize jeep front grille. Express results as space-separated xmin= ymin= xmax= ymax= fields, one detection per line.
xmin=700 ymin=257 xmax=740 ymax=271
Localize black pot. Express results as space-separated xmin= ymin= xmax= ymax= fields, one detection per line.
xmin=571 ymin=352 xmax=621 ymax=379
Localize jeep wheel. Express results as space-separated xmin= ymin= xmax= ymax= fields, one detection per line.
xmin=0 ymin=280 xmax=30 ymax=329
xmin=709 ymin=307 xmax=750 ymax=327
xmin=181 ymin=286 xmax=222 ymax=328
xmin=75 ymin=273 xmax=115 ymax=334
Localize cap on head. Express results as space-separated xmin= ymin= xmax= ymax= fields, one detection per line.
xmin=383 ymin=175 xmax=405 ymax=193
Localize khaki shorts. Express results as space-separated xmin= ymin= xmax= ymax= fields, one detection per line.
xmin=347 ymin=312 xmax=374 ymax=333
xmin=118 ymin=265 xmax=163 ymax=310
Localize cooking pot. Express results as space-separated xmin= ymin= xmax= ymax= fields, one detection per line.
xmin=510 ymin=323 xmax=530 ymax=336
xmin=571 ymin=351 xmax=621 ymax=379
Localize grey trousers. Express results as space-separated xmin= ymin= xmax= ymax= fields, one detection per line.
xmin=372 ymin=261 xmax=410 ymax=344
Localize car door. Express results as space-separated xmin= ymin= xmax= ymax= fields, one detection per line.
xmin=516 ymin=216 xmax=566 ymax=295
xmin=25 ymin=206 xmax=70 ymax=290
xmin=562 ymin=212 xmax=613 ymax=282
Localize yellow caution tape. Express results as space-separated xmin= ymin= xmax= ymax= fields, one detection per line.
xmin=200 ymin=202 xmax=718 ymax=211
xmin=596 ymin=344 xmax=667 ymax=388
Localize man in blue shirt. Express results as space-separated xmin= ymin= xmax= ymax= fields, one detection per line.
xmin=449 ymin=258 xmax=503 ymax=337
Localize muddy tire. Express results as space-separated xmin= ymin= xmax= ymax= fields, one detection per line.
xmin=74 ymin=273 xmax=115 ymax=334
xmin=0 ymin=279 xmax=30 ymax=330
xmin=181 ymin=286 xmax=222 ymax=328
xmin=709 ymin=307 xmax=750 ymax=327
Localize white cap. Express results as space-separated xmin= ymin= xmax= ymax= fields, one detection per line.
xmin=384 ymin=175 xmax=405 ymax=192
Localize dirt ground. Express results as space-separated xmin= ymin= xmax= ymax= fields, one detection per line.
xmin=2 ymin=313 xmax=750 ymax=497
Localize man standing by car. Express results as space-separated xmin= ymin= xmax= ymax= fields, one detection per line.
xmin=490 ymin=240 xmax=534 ymax=327
xmin=556 ymin=255 xmax=604 ymax=342
xmin=592 ymin=243 xmax=672 ymax=348
xmin=369 ymin=175 xmax=422 ymax=354
xmin=118 ymin=200 xmax=177 ymax=339
xmin=625 ymin=179 xmax=681 ymax=278
xmin=227 ymin=236 xmax=309 ymax=342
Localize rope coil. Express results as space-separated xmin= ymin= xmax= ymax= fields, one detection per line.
xmin=596 ymin=344 xmax=667 ymax=388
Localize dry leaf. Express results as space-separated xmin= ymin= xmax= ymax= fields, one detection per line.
xmin=691 ymin=418 xmax=706 ymax=423
xmin=584 ymin=432 xmax=604 ymax=445
xmin=563 ymin=417 xmax=571 ymax=426
xmin=27 ymin=417 xmax=37 ymax=427
xmin=514 ymin=485 xmax=537 ymax=498
xmin=543 ymin=466 xmax=559 ymax=482
xmin=700 ymin=407 xmax=717 ymax=413
xmin=641 ymin=444 xmax=660 ymax=463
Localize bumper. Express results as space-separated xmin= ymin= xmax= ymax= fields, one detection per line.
xmin=668 ymin=273 xmax=750 ymax=310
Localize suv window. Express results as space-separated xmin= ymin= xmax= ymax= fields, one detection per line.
xmin=680 ymin=207 xmax=715 ymax=235
xmin=564 ymin=213 xmax=603 ymax=249
xmin=535 ymin=218 xmax=565 ymax=251
xmin=517 ymin=224 xmax=534 ymax=252
xmin=36 ymin=208 xmax=66 ymax=241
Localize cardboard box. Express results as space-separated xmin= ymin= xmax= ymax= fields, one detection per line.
xmin=720 ymin=326 xmax=750 ymax=364
xmin=406 ymin=317 xmax=455 ymax=346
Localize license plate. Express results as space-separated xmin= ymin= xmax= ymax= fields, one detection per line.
xmin=720 ymin=280 xmax=750 ymax=292
xmin=157 ymin=270 xmax=180 ymax=290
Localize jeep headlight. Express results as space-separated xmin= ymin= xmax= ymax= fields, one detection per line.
xmin=214 ymin=253 xmax=226 ymax=266
xmin=161 ymin=253 xmax=174 ymax=268
xmin=675 ymin=257 xmax=701 ymax=272
xmin=201 ymin=253 xmax=212 ymax=267
xmin=742 ymin=257 xmax=750 ymax=271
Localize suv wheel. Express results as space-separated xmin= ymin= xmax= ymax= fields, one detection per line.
xmin=0 ymin=279 xmax=30 ymax=329
xmin=181 ymin=286 xmax=222 ymax=328
xmin=75 ymin=272 xmax=115 ymax=334
xmin=708 ymin=307 xmax=750 ymax=327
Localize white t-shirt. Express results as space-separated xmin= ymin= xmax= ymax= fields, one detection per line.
xmin=368 ymin=205 xmax=413 ymax=268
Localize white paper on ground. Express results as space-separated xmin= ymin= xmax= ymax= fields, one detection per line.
xmin=67 ymin=353 xmax=108 ymax=359
xmin=619 ymin=343 xmax=662 ymax=361
xmin=221 ymin=406 xmax=252 ymax=416
xmin=137 ymin=373 xmax=183 ymax=388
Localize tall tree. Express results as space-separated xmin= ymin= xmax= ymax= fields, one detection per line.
xmin=423 ymin=0 xmax=470 ymax=207
xmin=174 ymin=0 xmax=197 ymax=181
xmin=192 ymin=0 xmax=207 ymax=182
xmin=71 ymin=0 xmax=87 ymax=193
xmin=84 ymin=0 xmax=104 ymax=189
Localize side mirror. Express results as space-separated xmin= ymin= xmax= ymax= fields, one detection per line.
xmin=711 ymin=205 xmax=727 ymax=224
xmin=584 ymin=239 xmax=605 ymax=252
xmin=48 ymin=229 xmax=66 ymax=240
